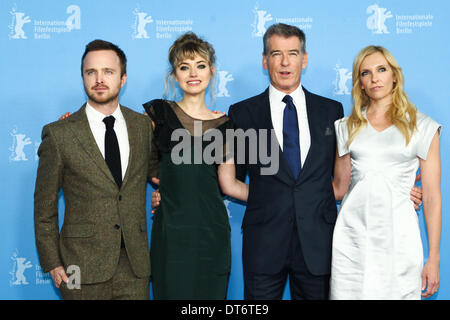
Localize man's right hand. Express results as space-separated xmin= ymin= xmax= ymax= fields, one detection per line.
xmin=49 ymin=266 xmax=69 ymax=288
xmin=151 ymin=190 xmax=161 ymax=214
xmin=151 ymin=177 xmax=161 ymax=214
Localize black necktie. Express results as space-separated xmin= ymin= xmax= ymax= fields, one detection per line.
xmin=282 ymin=95 xmax=301 ymax=180
xmin=103 ymin=116 xmax=122 ymax=188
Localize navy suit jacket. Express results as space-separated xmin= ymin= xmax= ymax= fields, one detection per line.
xmin=228 ymin=87 xmax=343 ymax=276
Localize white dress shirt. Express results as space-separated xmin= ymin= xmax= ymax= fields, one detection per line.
xmin=269 ymin=84 xmax=311 ymax=167
xmin=85 ymin=103 xmax=130 ymax=179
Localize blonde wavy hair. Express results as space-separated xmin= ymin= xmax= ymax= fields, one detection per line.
xmin=347 ymin=45 xmax=417 ymax=146
xmin=164 ymin=32 xmax=216 ymax=102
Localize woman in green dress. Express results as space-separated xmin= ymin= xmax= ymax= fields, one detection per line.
xmin=144 ymin=32 xmax=248 ymax=299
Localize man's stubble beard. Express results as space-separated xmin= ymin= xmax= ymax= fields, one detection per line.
xmin=84 ymin=83 xmax=121 ymax=106
xmin=86 ymin=91 xmax=120 ymax=106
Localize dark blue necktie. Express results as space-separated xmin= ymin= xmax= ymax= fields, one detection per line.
xmin=103 ymin=116 xmax=122 ymax=188
xmin=282 ymin=95 xmax=301 ymax=180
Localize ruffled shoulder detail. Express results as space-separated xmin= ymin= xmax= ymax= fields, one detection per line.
xmin=143 ymin=99 xmax=170 ymax=125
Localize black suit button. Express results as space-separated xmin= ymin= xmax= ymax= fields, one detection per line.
xmin=114 ymin=224 xmax=120 ymax=230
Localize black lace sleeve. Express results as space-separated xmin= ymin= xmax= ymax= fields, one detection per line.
xmin=142 ymin=99 xmax=172 ymax=178
xmin=143 ymin=99 xmax=168 ymax=139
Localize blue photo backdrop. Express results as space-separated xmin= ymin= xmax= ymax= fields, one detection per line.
xmin=1 ymin=0 xmax=449 ymax=299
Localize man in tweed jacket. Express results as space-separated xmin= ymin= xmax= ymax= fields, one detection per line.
xmin=34 ymin=40 xmax=153 ymax=299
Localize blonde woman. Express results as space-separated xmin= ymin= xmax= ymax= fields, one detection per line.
xmin=143 ymin=32 xmax=248 ymax=300
xmin=330 ymin=46 xmax=441 ymax=300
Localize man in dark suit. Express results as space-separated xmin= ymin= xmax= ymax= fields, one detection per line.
xmin=34 ymin=40 xmax=152 ymax=299
xmin=228 ymin=23 xmax=343 ymax=300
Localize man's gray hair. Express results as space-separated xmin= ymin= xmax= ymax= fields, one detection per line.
xmin=263 ymin=23 xmax=306 ymax=55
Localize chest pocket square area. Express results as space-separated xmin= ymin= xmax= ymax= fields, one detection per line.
xmin=324 ymin=127 xmax=333 ymax=136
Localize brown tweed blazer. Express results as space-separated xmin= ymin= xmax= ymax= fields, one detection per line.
xmin=34 ymin=104 xmax=152 ymax=284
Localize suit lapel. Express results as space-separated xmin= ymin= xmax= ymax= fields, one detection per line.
xmin=256 ymin=87 xmax=322 ymax=185
xmin=252 ymin=89 xmax=294 ymax=185
xmin=68 ymin=104 xmax=117 ymax=187
xmin=295 ymin=87 xmax=319 ymax=185
xmin=120 ymin=105 xmax=137 ymax=189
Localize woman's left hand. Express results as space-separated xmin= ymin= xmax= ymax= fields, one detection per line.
xmin=421 ymin=259 xmax=440 ymax=298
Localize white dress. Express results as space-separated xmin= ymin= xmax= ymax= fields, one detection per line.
xmin=330 ymin=110 xmax=441 ymax=300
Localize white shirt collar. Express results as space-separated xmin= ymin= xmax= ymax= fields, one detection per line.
xmin=85 ymin=102 xmax=124 ymax=123
xmin=269 ymin=83 xmax=304 ymax=108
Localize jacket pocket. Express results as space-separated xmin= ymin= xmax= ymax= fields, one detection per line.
xmin=61 ymin=223 xmax=95 ymax=238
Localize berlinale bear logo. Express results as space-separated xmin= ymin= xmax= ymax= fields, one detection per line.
xmin=251 ymin=4 xmax=272 ymax=37
xmin=366 ymin=4 xmax=393 ymax=34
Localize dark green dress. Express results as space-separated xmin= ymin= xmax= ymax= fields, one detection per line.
xmin=143 ymin=99 xmax=232 ymax=300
